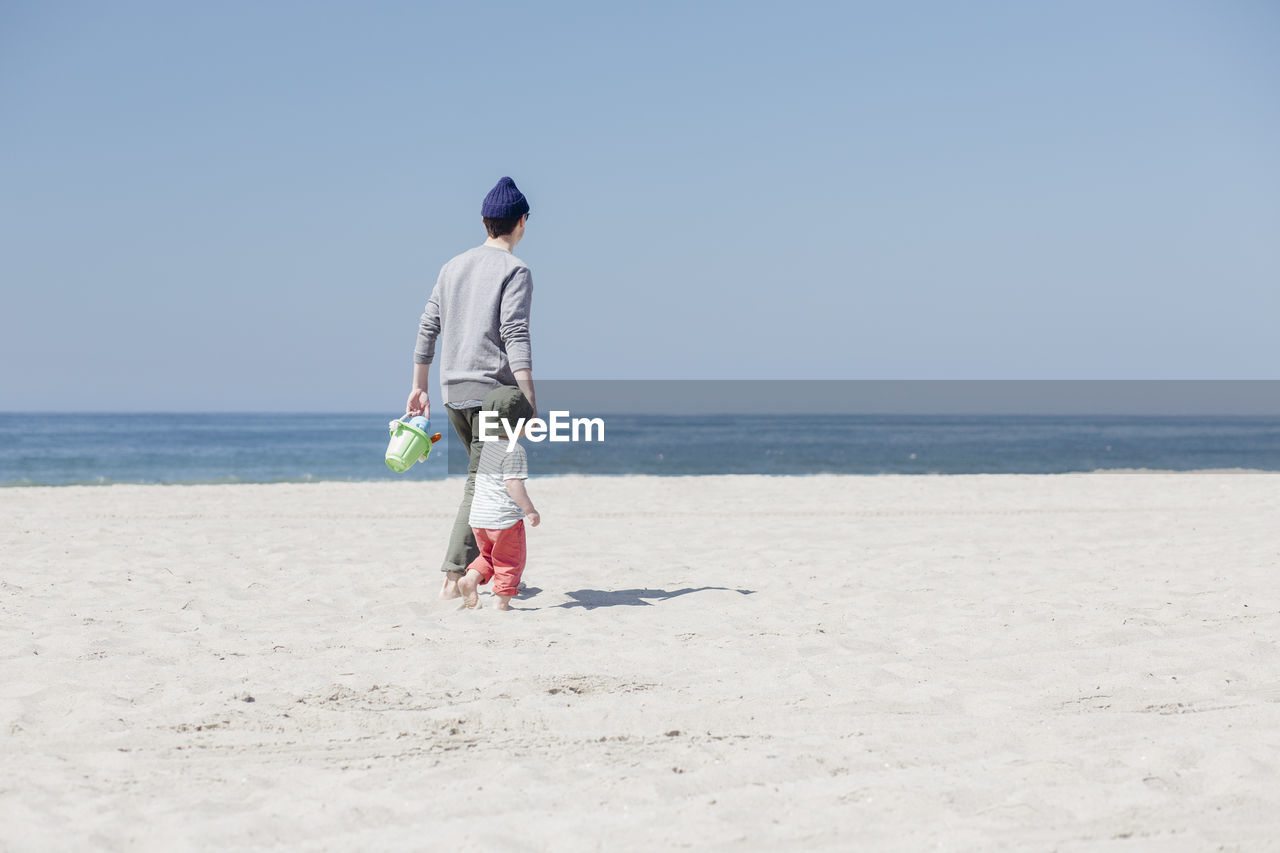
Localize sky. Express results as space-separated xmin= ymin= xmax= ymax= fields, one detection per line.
xmin=1 ymin=1 xmax=1277 ymax=412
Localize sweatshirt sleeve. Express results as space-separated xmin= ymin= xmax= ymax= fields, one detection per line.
xmin=413 ymin=273 xmax=444 ymax=365
xmin=499 ymin=266 xmax=533 ymax=372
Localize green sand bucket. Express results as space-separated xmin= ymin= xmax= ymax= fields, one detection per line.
xmin=385 ymin=417 xmax=439 ymax=473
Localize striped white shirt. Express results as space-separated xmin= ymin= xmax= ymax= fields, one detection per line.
xmin=468 ymin=440 xmax=528 ymax=530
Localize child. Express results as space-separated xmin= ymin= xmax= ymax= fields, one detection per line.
xmin=458 ymin=386 xmax=540 ymax=611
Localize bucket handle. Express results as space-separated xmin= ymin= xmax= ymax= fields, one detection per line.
xmin=389 ymin=415 xmax=443 ymax=444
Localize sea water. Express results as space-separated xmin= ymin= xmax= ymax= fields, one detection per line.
xmin=1 ymin=413 xmax=1278 ymax=486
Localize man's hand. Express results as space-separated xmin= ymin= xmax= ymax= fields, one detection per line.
xmin=526 ymin=510 xmax=541 ymax=528
xmin=406 ymin=388 xmax=430 ymax=418
xmin=407 ymin=363 xmax=432 ymax=418
xmin=513 ymin=368 xmax=536 ymax=420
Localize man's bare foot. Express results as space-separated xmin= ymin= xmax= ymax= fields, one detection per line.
xmin=458 ymin=571 xmax=482 ymax=609
xmin=495 ymin=596 xmax=512 ymax=611
xmin=438 ymin=573 xmax=462 ymax=601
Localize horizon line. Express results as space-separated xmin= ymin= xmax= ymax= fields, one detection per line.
xmin=3 ymin=410 xmax=1280 ymax=418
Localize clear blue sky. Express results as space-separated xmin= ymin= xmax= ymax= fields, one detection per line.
xmin=2 ymin=1 xmax=1277 ymax=411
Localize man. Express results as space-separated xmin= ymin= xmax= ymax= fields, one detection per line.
xmin=407 ymin=176 xmax=537 ymax=601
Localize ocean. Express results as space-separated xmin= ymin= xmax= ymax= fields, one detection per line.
xmin=2 ymin=413 xmax=1278 ymax=486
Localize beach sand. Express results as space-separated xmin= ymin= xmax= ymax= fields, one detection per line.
xmin=2 ymin=473 xmax=1278 ymax=851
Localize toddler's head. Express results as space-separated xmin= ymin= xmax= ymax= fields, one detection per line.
xmin=480 ymin=386 xmax=534 ymax=440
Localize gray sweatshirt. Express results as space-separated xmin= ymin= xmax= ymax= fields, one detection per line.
xmin=414 ymin=245 xmax=533 ymax=406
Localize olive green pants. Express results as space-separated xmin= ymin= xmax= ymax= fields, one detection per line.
xmin=441 ymin=405 xmax=485 ymax=574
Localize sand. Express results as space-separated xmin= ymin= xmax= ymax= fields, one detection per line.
xmin=2 ymin=473 xmax=1279 ymax=851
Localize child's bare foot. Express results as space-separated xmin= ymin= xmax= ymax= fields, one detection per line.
xmin=438 ymin=573 xmax=461 ymax=601
xmin=458 ymin=571 xmax=482 ymax=609
xmin=495 ymin=596 xmax=512 ymax=611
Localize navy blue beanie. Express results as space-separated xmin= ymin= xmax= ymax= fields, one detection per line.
xmin=481 ymin=176 xmax=530 ymax=219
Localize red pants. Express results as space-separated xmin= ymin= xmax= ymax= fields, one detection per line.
xmin=466 ymin=520 xmax=526 ymax=598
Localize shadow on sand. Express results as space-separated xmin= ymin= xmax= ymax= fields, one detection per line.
xmin=556 ymin=587 xmax=756 ymax=610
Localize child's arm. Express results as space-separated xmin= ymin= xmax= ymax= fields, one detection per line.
xmin=505 ymin=478 xmax=540 ymax=527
